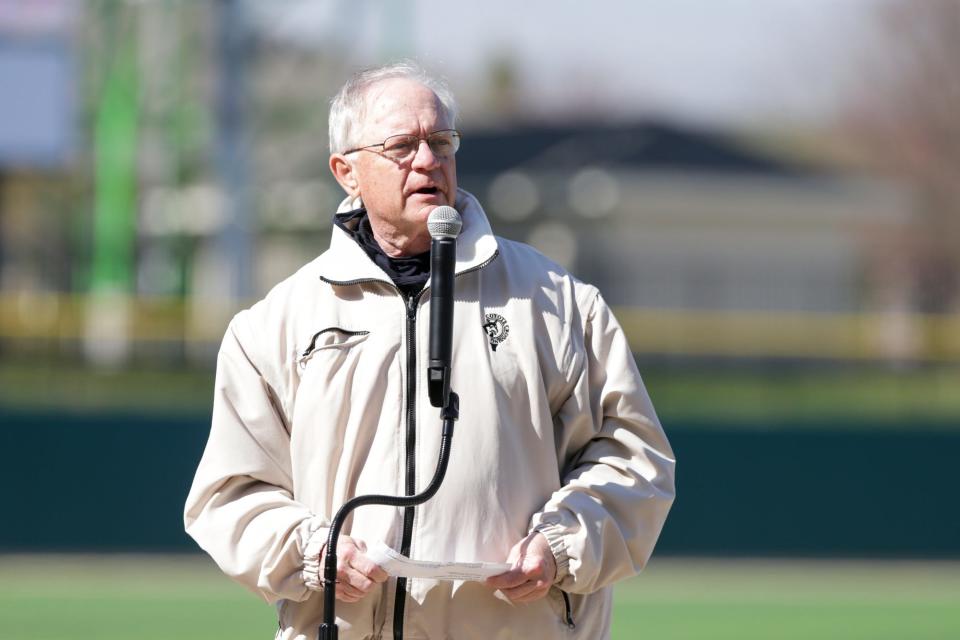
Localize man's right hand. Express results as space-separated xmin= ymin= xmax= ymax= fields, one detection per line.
xmin=331 ymin=536 xmax=389 ymax=602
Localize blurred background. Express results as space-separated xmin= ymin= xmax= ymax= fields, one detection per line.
xmin=1 ymin=1 xmax=958 ymax=638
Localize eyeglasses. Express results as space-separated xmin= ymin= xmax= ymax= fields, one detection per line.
xmin=343 ymin=129 xmax=461 ymax=162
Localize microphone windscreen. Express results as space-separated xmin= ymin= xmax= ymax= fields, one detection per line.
xmin=427 ymin=206 xmax=462 ymax=239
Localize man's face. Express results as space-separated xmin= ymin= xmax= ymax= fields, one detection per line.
xmin=333 ymin=78 xmax=458 ymax=255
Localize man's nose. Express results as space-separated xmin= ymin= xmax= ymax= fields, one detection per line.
xmin=410 ymin=139 xmax=441 ymax=170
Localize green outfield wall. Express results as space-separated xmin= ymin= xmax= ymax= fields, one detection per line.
xmin=1 ymin=411 xmax=957 ymax=556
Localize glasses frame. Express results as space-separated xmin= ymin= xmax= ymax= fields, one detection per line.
xmin=342 ymin=129 xmax=461 ymax=161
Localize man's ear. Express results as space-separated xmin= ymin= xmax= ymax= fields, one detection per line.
xmin=330 ymin=154 xmax=360 ymax=196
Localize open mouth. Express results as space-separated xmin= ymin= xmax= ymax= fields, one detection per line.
xmin=414 ymin=186 xmax=439 ymax=196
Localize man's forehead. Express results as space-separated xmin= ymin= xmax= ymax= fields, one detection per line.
xmin=360 ymin=78 xmax=448 ymax=132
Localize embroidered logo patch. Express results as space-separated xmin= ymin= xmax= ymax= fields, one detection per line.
xmin=482 ymin=313 xmax=509 ymax=351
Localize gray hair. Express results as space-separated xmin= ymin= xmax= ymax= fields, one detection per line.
xmin=328 ymin=60 xmax=459 ymax=154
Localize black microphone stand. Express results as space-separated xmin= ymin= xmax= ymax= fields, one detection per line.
xmin=320 ymin=208 xmax=461 ymax=639
xmin=318 ymin=392 xmax=459 ymax=640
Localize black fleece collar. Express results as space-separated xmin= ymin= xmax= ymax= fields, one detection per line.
xmin=333 ymin=209 xmax=430 ymax=296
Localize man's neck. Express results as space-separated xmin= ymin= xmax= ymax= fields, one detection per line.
xmin=368 ymin=220 xmax=430 ymax=257
xmin=346 ymin=213 xmax=430 ymax=296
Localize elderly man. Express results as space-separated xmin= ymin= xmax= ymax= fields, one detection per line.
xmin=185 ymin=61 xmax=675 ymax=640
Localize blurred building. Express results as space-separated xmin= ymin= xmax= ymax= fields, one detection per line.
xmin=459 ymin=122 xmax=912 ymax=313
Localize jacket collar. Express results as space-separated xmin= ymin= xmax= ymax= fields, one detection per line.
xmin=318 ymin=188 xmax=499 ymax=285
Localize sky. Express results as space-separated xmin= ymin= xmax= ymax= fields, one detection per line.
xmin=251 ymin=0 xmax=884 ymax=127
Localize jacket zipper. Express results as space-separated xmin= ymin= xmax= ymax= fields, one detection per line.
xmin=456 ymin=249 xmax=499 ymax=279
xmin=320 ymin=253 xmax=500 ymax=639
xmin=560 ymin=591 xmax=576 ymax=629
xmin=394 ymin=290 xmax=423 ymax=640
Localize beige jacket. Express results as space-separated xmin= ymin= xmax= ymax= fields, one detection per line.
xmin=184 ymin=189 xmax=675 ymax=639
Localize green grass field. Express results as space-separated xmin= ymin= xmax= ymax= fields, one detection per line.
xmin=1 ymin=556 xmax=958 ymax=639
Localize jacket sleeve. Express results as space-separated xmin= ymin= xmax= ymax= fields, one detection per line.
xmin=184 ymin=313 xmax=327 ymax=604
xmin=529 ymin=290 xmax=676 ymax=594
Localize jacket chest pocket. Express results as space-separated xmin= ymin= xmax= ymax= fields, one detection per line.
xmin=296 ymin=326 xmax=373 ymax=401
xmin=297 ymin=327 xmax=370 ymax=372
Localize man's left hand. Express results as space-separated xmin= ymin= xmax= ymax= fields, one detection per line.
xmin=485 ymin=531 xmax=557 ymax=603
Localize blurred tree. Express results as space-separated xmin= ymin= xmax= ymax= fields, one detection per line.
xmin=846 ymin=0 xmax=960 ymax=312
xmin=487 ymin=55 xmax=521 ymax=119
xmin=90 ymin=1 xmax=138 ymax=296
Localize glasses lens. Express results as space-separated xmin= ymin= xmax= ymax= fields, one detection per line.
xmin=382 ymin=134 xmax=419 ymax=160
xmin=428 ymin=130 xmax=460 ymax=157
xmin=379 ymin=131 xmax=460 ymax=161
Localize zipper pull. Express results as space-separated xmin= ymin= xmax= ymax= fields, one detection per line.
xmin=406 ymin=294 xmax=418 ymax=319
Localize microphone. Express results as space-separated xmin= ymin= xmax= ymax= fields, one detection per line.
xmin=427 ymin=206 xmax=462 ymax=408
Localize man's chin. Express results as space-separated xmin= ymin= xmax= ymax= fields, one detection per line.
xmin=412 ymin=201 xmax=444 ymax=219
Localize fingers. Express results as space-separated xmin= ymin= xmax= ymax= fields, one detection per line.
xmin=503 ymin=580 xmax=552 ymax=603
xmin=343 ymin=544 xmax=389 ymax=583
xmin=333 ymin=536 xmax=389 ymax=603
xmin=335 ymin=578 xmax=365 ymax=602
xmin=498 ymin=573 xmax=550 ymax=599
xmin=485 ymin=532 xmax=558 ymax=604
xmin=485 ymin=566 xmax=526 ymax=590
xmin=336 ymin=565 xmax=374 ymax=602
xmin=486 ymin=565 xmax=552 ymax=603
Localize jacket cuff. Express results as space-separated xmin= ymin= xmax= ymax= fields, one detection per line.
xmin=302 ymin=520 xmax=329 ymax=592
xmin=532 ymin=523 xmax=571 ymax=584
